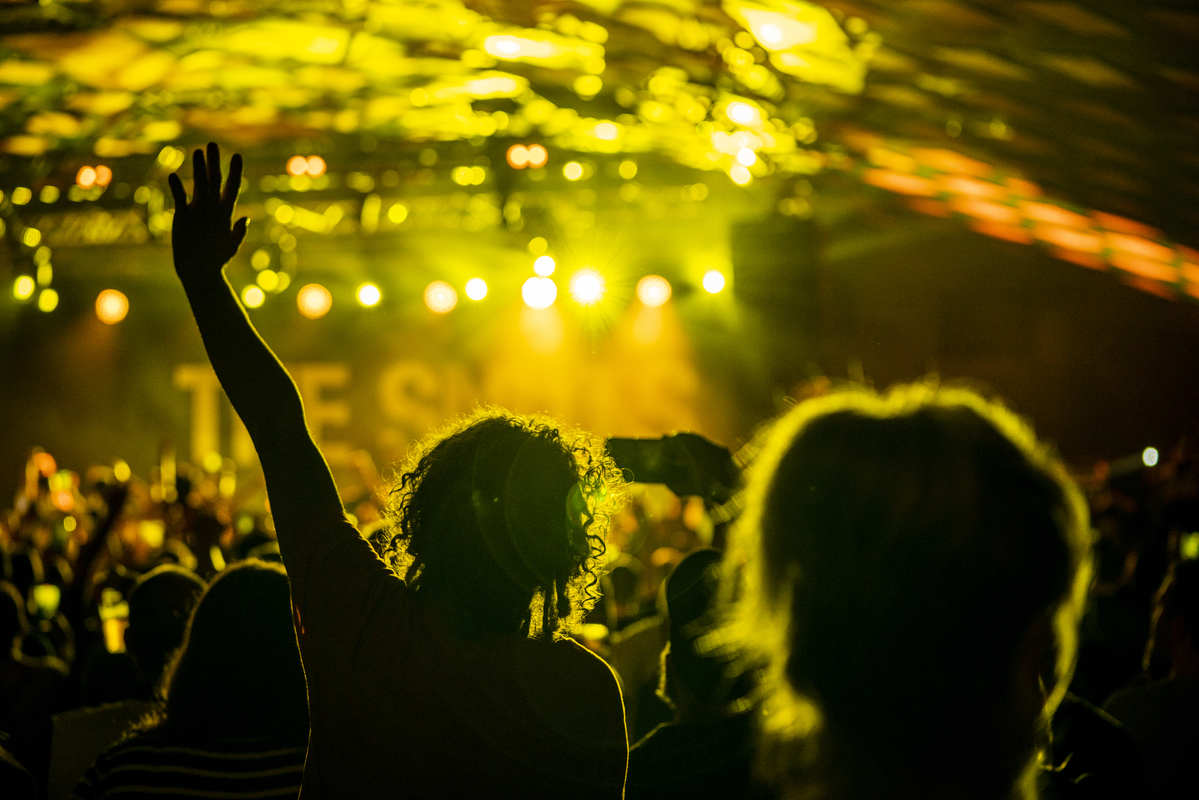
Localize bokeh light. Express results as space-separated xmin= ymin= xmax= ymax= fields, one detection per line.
xmin=726 ymin=101 xmax=761 ymax=126
xmin=424 ymin=281 xmax=458 ymax=314
xmin=522 ymin=277 xmax=557 ymax=309
xmin=357 ymin=283 xmax=381 ymax=306
xmin=563 ymin=161 xmax=584 ymax=181
xmin=22 ymin=228 xmax=42 ymax=247
xmin=13 ymin=275 xmax=35 ymax=301
xmin=534 ymin=255 xmax=556 ymax=276
xmin=113 ymin=460 xmax=131 ymax=482
xmin=242 ymin=285 xmax=266 ymax=308
xmin=702 ymin=269 xmax=727 ymax=294
xmin=287 ymin=156 xmax=308 ymax=176
xmin=76 ymin=166 xmax=96 ymax=189
xmin=297 ymin=283 xmax=332 ymax=319
xmin=38 ymin=288 xmax=59 ymax=312
xmin=465 ymin=277 xmax=488 ymax=300
xmin=594 ymin=122 xmax=619 ymax=140
xmin=526 ymin=144 xmax=548 ymax=168
xmin=95 ymin=289 xmax=129 ymax=324
xmin=736 ymin=147 xmax=757 ymax=166
xmin=507 ymin=144 xmax=529 ymax=168
xmin=619 ymin=160 xmax=638 ymax=180
xmin=569 ymin=269 xmax=605 ymax=305
xmin=95 ymin=165 xmax=112 ymax=186
xmin=637 ymin=275 xmax=672 ymax=307
xmin=305 ymin=156 xmax=327 ymax=177
xmin=730 ymin=165 xmax=753 ymax=185
xmin=1142 ymin=447 xmax=1159 ymax=467
xmin=256 ymin=270 xmax=280 ymax=292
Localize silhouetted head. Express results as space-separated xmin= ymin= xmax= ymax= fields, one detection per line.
xmin=726 ymin=384 xmax=1092 ymax=800
xmin=385 ymin=409 xmax=625 ymax=638
xmin=0 ymin=581 xmax=28 ymax=649
xmin=126 ymin=564 xmax=205 ymax=692
xmin=160 ymin=560 xmax=307 ymax=743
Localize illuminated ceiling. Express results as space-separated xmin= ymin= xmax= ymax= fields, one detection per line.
xmin=1 ymin=1 xmax=1197 ymax=300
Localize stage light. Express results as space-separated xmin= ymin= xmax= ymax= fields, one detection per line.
xmin=528 ymin=236 xmax=548 ymax=255
xmin=11 ymin=187 xmax=31 ymax=205
xmin=726 ymin=101 xmax=761 ymax=126
xmin=357 ymin=283 xmax=381 ymax=306
xmin=38 ymin=288 xmax=59 ymax=312
xmin=297 ymin=284 xmax=332 ymax=319
xmin=275 ymin=273 xmax=291 ymax=292
xmin=729 ymin=165 xmax=753 ymax=185
xmin=39 ymin=186 xmax=59 ymax=204
xmin=388 ymin=203 xmax=408 ymax=223
xmin=22 ymin=228 xmax=42 ymax=247
xmin=637 ymin=275 xmax=672 ymax=307
xmin=522 ymin=277 xmax=557 ymax=309
xmin=1142 ymin=447 xmax=1159 ymax=467
xmin=743 ymin=12 xmax=817 ymax=49
xmin=465 ymin=277 xmax=488 ymax=300
xmin=13 ymin=276 xmax=35 ymax=301
xmin=95 ymin=289 xmax=129 ymax=325
xmin=76 ymin=166 xmax=97 ymax=189
xmin=287 ymin=156 xmax=308 ymax=176
xmin=619 ymin=160 xmax=637 ymax=180
xmin=306 ymin=156 xmax=326 ymax=177
xmin=569 ymin=269 xmax=605 ymax=305
xmin=256 ymin=270 xmax=280 ymax=292
xmin=563 ymin=162 xmax=584 ymax=181
xmin=251 ymin=249 xmax=271 ymax=270
xmin=702 ymin=269 xmax=726 ymax=293
xmin=424 ymin=281 xmax=458 ymax=314
xmin=242 ymin=285 xmax=265 ymax=308
xmin=526 ymin=144 xmax=548 ymax=168
xmin=507 ymin=144 xmax=530 ymax=169
xmin=736 ymin=147 xmax=757 ymax=166
xmin=534 ymin=255 xmax=556 ymax=276
xmin=95 ymin=165 xmax=112 ymax=186
xmin=594 ymin=122 xmax=619 ymax=140
xmin=113 ymin=460 xmax=131 ymax=482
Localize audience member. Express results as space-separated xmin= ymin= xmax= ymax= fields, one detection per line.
xmin=166 ymin=143 xmax=629 ymax=797
xmin=723 ymin=385 xmax=1092 ymax=800
xmin=49 ymin=564 xmax=205 ymax=800
xmin=69 ymin=560 xmax=308 ymax=799
xmin=1104 ymin=558 xmax=1199 ymax=799
xmin=627 ymin=548 xmax=767 ymax=800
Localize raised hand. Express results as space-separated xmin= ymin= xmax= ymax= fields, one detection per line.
xmin=168 ymin=142 xmax=248 ymax=281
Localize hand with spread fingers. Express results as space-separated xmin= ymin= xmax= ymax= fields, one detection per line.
xmin=168 ymin=142 xmax=248 ymax=281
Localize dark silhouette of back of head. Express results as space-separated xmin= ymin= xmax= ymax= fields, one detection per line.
xmin=384 ymin=409 xmax=625 ymax=638
xmin=125 ymin=564 xmax=205 ymax=697
xmin=0 ymin=581 xmax=27 ymax=650
xmin=159 ymin=560 xmax=307 ymax=743
xmin=727 ymin=385 xmax=1092 ymax=800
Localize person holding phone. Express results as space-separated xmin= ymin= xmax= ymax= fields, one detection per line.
xmin=167 ymin=144 xmax=628 ymax=798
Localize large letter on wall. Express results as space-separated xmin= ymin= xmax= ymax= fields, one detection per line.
xmin=292 ymin=363 xmax=352 ymax=465
xmin=173 ymin=365 xmax=221 ymax=464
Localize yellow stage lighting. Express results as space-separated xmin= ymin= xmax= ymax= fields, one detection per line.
xmin=1142 ymin=447 xmax=1159 ymax=467
xmin=13 ymin=275 xmax=36 ymax=301
xmin=357 ymin=283 xmax=382 ymax=306
xmin=76 ymin=166 xmax=97 ymax=189
xmin=95 ymin=165 xmax=112 ymax=186
xmin=306 ymin=156 xmax=326 ymax=177
xmin=526 ymin=144 xmax=548 ymax=168
xmin=563 ymin=161 xmax=584 ymax=181
xmin=702 ymin=270 xmax=727 ymax=294
xmin=242 ymin=285 xmax=266 ymax=308
xmin=726 ymin=101 xmax=761 ymax=126
xmin=534 ymin=255 xmax=556 ymax=276
xmin=522 ymin=277 xmax=557 ymax=309
xmin=637 ymin=275 xmax=672 ymax=307
xmin=287 ymin=156 xmax=308 ymax=176
xmin=38 ymin=288 xmax=59 ymax=312
xmin=729 ymin=165 xmax=753 ymax=185
xmin=507 ymin=144 xmax=529 ymax=169
xmin=424 ymin=281 xmax=458 ymax=314
xmin=465 ymin=278 xmax=488 ymax=300
xmin=569 ymin=269 xmax=605 ymax=305
xmin=95 ymin=289 xmax=129 ymax=324
xmin=297 ymin=284 xmax=332 ymax=318
xmin=736 ymin=147 xmax=757 ymax=166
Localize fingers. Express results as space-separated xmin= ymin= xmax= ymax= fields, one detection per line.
xmin=168 ymin=173 xmax=187 ymax=209
xmin=232 ymin=217 xmax=249 ymax=250
xmin=223 ymin=153 xmax=243 ymax=209
xmin=192 ymin=147 xmax=209 ymax=199
xmin=207 ymin=142 xmax=221 ymax=200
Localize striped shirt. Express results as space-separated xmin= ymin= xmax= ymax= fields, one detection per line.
xmin=69 ymin=728 xmax=306 ymax=799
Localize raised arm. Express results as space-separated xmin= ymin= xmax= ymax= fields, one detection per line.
xmin=168 ymin=143 xmax=346 ymax=569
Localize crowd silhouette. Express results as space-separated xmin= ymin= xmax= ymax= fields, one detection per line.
xmin=1 ymin=145 xmax=1196 ymax=799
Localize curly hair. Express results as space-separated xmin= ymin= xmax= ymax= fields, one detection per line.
xmin=382 ymin=407 xmax=626 ymax=640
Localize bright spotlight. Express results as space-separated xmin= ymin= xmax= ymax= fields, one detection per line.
xmin=287 ymin=156 xmax=308 ymax=176
xmin=569 ymin=269 xmax=605 ymax=305
xmin=1142 ymin=447 xmax=1159 ymax=467
xmin=76 ymin=166 xmax=97 ymax=189
xmin=563 ymin=161 xmax=584 ymax=181
xmin=242 ymin=285 xmax=266 ymax=308
xmin=424 ymin=281 xmax=458 ymax=314
xmin=357 ymin=283 xmax=381 ymax=306
xmin=726 ymin=101 xmax=761 ymax=126
xmin=305 ymin=156 xmax=326 ymax=177
xmin=95 ymin=165 xmax=112 ymax=186
xmin=13 ymin=275 xmax=36 ymax=301
xmin=637 ymin=275 xmax=672 ymax=307
xmin=95 ymin=289 xmax=129 ymax=324
xmin=534 ymin=255 xmax=556 ymax=276
xmin=729 ymin=165 xmax=753 ymax=185
xmin=736 ymin=147 xmax=757 ymax=166
xmin=526 ymin=144 xmax=548 ymax=168
xmin=297 ymin=283 xmax=332 ymax=318
xmin=37 ymin=288 xmax=59 ymax=312
xmin=522 ymin=276 xmax=557 ymax=309
xmin=702 ymin=269 xmax=726 ymax=294
xmin=507 ymin=144 xmax=530 ymax=169
xmin=465 ymin=277 xmax=488 ymax=300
